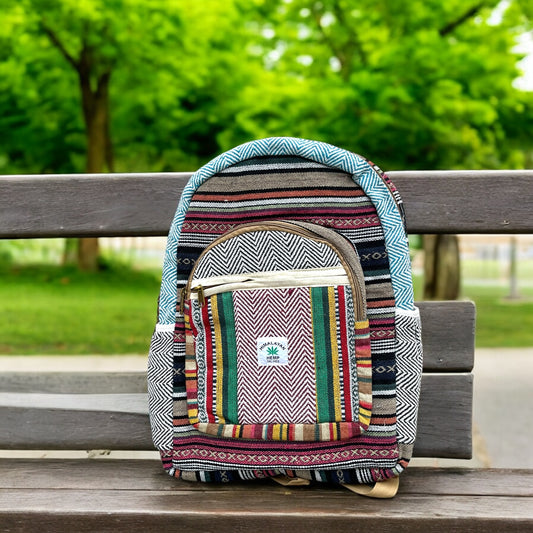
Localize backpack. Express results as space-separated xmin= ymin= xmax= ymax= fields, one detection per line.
xmin=148 ymin=137 xmax=423 ymax=498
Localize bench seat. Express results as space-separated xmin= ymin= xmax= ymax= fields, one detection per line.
xmin=1 ymin=459 xmax=531 ymax=532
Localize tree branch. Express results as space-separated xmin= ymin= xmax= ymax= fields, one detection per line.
xmin=39 ymin=19 xmax=79 ymax=71
xmin=331 ymin=2 xmax=368 ymax=67
xmin=439 ymin=2 xmax=487 ymax=36
xmin=310 ymin=7 xmax=345 ymax=66
xmin=310 ymin=3 xmax=366 ymax=82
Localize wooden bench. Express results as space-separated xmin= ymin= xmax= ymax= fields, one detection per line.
xmin=1 ymin=170 xmax=532 ymax=531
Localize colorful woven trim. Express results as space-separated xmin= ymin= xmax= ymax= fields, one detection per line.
xmin=158 ymin=137 xmax=414 ymax=325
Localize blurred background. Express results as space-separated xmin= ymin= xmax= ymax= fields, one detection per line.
xmin=0 ymin=0 xmax=532 ymax=356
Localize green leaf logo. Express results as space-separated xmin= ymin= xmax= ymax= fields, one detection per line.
xmin=267 ymin=346 xmax=279 ymax=356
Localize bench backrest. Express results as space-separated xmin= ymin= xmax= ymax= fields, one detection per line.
xmin=1 ymin=169 xmax=532 ymax=458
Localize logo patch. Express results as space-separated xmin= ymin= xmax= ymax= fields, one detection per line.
xmin=257 ymin=337 xmax=289 ymax=366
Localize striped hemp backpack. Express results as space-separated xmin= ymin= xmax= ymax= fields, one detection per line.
xmin=148 ymin=137 xmax=423 ymax=498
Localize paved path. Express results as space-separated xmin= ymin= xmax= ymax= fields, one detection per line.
xmin=1 ymin=349 xmax=531 ymax=468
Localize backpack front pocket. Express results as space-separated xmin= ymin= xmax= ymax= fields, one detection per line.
xmin=183 ymin=222 xmax=372 ymax=442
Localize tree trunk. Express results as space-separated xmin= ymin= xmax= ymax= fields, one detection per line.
xmin=39 ymin=23 xmax=113 ymax=272
xmin=423 ymin=234 xmax=461 ymax=300
xmin=76 ymin=59 xmax=112 ymax=272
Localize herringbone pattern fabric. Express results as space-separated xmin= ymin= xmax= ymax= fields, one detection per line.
xmin=395 ymin=309 xmax=423 ymax=445
xmin=234 ymin=287 xmax=318 ymax=425
xmin=147 ymin=327 xmax=175 ymax=450
xmin=147 ymin=139 xmax=423 ymax=486
xmin=159 ymin=137 xmax=414 ymax=326
xmin=193 ymin=230 xmax=341 ymax=279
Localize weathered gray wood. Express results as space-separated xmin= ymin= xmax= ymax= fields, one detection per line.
xmin=418 ymin=301 xmax=475 ymax=372
xmin=0 ymin=372 xmax=148 ymax=393
xmin=0 ymin=374 xmax=472 ymax=457
xmin=0 ymin=463 xmax=531 ymax=532
xmin=0 ymin=406 xmax=153 ymax=450
xmin=0 ymin=173 xmax=190 ymax=239
xmin=1 ymin=170 xmax=532 ymax=237
xmin=414 ymin=374 xmax=473 ymax=458
xmin=2 ymin=498 xmax=530 ymax=533
xmin=1 ymin=459 xmax=531 ymax=496
xmin=394 ymin=170 xmax=533 ymax=234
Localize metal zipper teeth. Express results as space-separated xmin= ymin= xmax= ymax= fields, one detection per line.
xmin=190 ymin=271 xmax=351 ymax=300
xmin=184 ymin=221 xmax=366 ymax=321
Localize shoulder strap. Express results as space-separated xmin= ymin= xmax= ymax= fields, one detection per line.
xmin=158 ymin=137 xmax=414 ymax=324
xmin=343 ymin=476 xmax=400 ymax=498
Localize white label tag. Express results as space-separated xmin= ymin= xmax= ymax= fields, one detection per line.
xmin=257 ymin=337 xmax=289 ymax=366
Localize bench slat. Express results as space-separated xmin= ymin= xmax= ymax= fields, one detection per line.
xmin=0 ymin=372 xmax=148 ymax=394
xmin=1 ymin=459 xmax=531 ymax=496
xmin=2 ymin=492 xmax=530 ymax=532
xmin=1 ymin=171 xmax=532 ymax=237
xmin=418 ymin=301 xmax=475 ymax=371
xmin=0 ymin=373 xmax=472 ymax=458
xmin=0 ymin=462 xmax=531 ymax=532
xmin=0 ymin=302 xmax=476 ymax=393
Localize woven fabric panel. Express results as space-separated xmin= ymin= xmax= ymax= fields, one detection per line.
xmin=193 ymin=230 xmax=342 ymax=279
xmin=162 ymin=156 xmax=401 ymax=479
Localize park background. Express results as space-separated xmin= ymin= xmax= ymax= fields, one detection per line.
xmin=0 ymin=0 xmax=532 ymax=467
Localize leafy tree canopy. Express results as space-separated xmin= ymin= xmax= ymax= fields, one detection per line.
xmin=0 ymin=0 xmax=252 ymax=173
xmin=0 ymin=0 xmax=531 ymax=175
xmin=229 ymin=0 xmax=533 ymax=170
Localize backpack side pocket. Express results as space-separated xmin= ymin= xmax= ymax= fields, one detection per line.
xmin=394 ymin=307 xmax=423 ymax=448
xmin=148 ymin=324 xmax=175 ymax=450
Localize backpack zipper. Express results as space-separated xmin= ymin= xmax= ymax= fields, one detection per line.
xmin=190 ymin=268 xmax=350 ymax=300
xmin=184 ymin=221 xmax=366 ymax=321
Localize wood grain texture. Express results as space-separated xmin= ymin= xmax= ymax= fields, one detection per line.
xmin=414 ymin=374 xmax=472 ymax=458
xmin=418 ymin=301 xmax=475 ymax=371
xmin=1 ymin=459 xmax=531 ymax=496
xmin=1 ymin=170 xmax=532 ymax=237
xmin=0 ymin=461 xmax=530 ymax=532
xmin=0 ymin=372 xmax=148 ymax=393
xmin=0 ymin=374 xmax=472 ymax=457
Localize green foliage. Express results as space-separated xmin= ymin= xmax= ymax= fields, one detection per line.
xmin=0 ymin=0 xmax=252 ymax=173
xmin=0 ymin=239 xmax=64 ymax=265
xmin=1 ymin=0 xmax=531 ymax=174
xmin=229 ymin=0 xmax=533 ymax=170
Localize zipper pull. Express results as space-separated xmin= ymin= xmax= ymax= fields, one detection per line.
xmin=192 ymin=285 xmax=206 ymax=307
xmin=179 ymin=287 xmax=186 ymax=315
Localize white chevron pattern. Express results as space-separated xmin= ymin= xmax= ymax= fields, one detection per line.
xmin=233 ymin=287 xmax=318 ymax=424
xmin=147 ymin=328 xmax=175 ymax=449
xmin=395 ymin=308 xmax=424 ymax=444
xmin=193 ymin=230 xmax=342 ymax=280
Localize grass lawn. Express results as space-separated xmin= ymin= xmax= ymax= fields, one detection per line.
xmin=462 ymin=285 xmax=533 ymax=347
xmin=1 ymin=260 xmax=532 ymax=355
xmin=413 ymin=274 xmax=533 ymax=348
xmin=0 ymin=263 xmax=160 ymax=355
